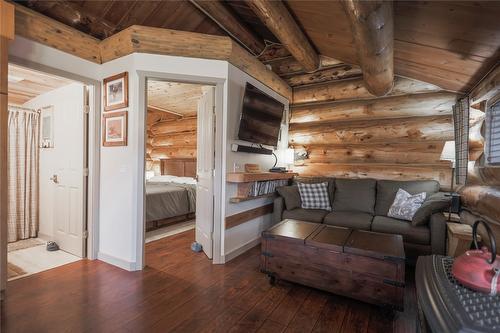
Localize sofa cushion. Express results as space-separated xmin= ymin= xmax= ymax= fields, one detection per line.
xmin=324 ymin=211 xmax=373 ymax=230
xmin=412 ymin=192 xmax=451 ymax=226
xmin=333 ymin=178 xmax=376 ymax=214
xmin=282 ymin=208 xmax=328 ymax=223
xmin=297 ymin=182 xmax=332 ymax=211
xmin=293 ymin=176 xmax=335 ymax=206
xmin=387 ymin=189 xmax=426 ymax=221
xmin=277 ymin=185 xmax=301 ymax=210
xmin=375 ymin=180 xmax=440 ymax=216
xmin=371 ymin=216 xmax=430 ymax=245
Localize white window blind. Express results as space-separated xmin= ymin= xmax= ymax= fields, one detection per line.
xmin=486 ymin=101 xmax=500 ymax=164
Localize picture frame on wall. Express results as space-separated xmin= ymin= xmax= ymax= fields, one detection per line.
xmin=103 ymin=72 xmax=128 ymax=111
xmin=103 ymin=111 xmax=128 ymax=147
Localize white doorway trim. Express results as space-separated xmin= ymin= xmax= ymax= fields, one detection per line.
xmin=6 ymin=56 xmax=101 ymax=260
xmin=137 ymin=70 xmax=225 ymax=268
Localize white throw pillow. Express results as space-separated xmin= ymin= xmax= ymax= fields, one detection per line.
xmin=297 ymin=182 xmax=332 ymax=211
xmin=388 ymin=188 xmax=426 ymax=221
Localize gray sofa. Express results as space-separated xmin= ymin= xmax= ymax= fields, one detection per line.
xmin=273 ymin=177 xmax=450 ymax=257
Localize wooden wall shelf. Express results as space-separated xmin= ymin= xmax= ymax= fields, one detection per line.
xmin=227 ymin=172 xmax=297 ymax=183
xmin=227 ymin=172 xmax=297 ymax=203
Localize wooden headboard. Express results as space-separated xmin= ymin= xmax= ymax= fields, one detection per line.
xmin=160 ymin=158 xmax=196 ymax=178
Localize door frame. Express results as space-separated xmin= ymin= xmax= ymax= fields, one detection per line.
xmin=137 ymin=70 xmax=225 ymax=267
xmin=6 ymin=56 xmax=101 ymax=260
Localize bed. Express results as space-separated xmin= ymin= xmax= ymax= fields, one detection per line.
xmin=146 ymin=159 xmax=197 ymax=230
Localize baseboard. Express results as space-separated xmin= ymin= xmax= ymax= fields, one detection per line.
xmin=97 ymin=252 xmax=139 ymax=271
xmin=37 ymin=232 xmax=53 ymax=241
xmin=225 ymin=237 xmax=261 ymax=263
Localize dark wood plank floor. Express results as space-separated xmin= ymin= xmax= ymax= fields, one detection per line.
xmin=1 ymin=230 xmax=418 ymax=332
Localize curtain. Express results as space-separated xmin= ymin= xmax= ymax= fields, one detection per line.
xmin=452 ymin=97 xmax=469 ymax=186
xmin=7 ymin=109 xmax=40 ymax=243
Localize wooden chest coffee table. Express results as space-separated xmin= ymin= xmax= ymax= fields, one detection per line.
xmin=261 ymin=219 xmax=405 ymax=310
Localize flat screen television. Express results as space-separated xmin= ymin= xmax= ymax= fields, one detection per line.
xmin=238 ymin=83 xmax=285 ymax=147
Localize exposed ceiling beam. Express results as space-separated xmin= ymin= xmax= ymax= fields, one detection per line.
xmin=190 ymin=0 xmax=265 ymax=56
xmin=248 ymin=0 xmax=320 ymax=73
xmin=341 ymin=0 xmax=394 ymax=97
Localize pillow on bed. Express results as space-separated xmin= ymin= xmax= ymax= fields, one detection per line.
xmin=174 ymin=177 xmax=197 ymax=185
xmin=148 ymin=175 xmax=176 ymax=182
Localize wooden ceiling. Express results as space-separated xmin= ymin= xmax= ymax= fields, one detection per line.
xmin=15 ymin=0 xmax=500 ymax=93
xmin=147 ymin=81 xmax=206 ymax=117
xmin=8 ymin=64 xmax=74 ymax=105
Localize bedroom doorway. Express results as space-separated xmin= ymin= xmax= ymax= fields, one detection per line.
xmin=144 ymin=79 xmax=216 ymax=261
xmin=5 ymin=63 xmax=95 ymax=280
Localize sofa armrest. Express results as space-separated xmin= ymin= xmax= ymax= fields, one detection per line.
xmin=430 ymin=213 xmax=447 ymax=255
xmin=273 ymin=197 xmax=285 ymax=223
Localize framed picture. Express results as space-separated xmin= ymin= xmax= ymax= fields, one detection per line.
xmin=40 ymin=106 xmax=54 ymax=148
xmin=103 ymin=111 xmax=128 ymax=147
xmin=103 ymin=72 xmax=128 ymax=111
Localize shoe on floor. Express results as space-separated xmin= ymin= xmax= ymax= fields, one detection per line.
xmin=46 ymin=241 xmax=59 ymax=251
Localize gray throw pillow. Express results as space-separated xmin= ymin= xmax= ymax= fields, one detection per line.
xmin=388 ymin=189 xmax=426 ymax=221
xmin=297 ymin=182 xmax=332 ymax=211
xmin=412 ymin=192 xmax=451 ymax=226
xmin=276 ymin=185 xmax=301 ymax=210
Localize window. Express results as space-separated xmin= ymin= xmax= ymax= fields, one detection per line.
xmin=485 ymin=100 xmax=500 ymax=165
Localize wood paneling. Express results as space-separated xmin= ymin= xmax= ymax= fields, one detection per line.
xmin=225 ymin=203 xmax=273 ymax=229
xmin=148 ymin=81 xmax=205 ymax=117
xmin=161 ymin=158 xmax=196 ymax=178
xmin=293 ymin=76 xmax=441 ymax=104
xmin=7 ymin=64 xmax=74 ymax=105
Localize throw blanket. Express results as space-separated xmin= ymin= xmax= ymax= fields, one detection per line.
xmin=146 ymin=182 xmax=196 ymax=222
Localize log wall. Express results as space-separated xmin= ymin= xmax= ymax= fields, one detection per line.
xmin=289 ymin=76 xmax=457 ymax=190
xmin=146 ymin=111 xmax=197 ymax=174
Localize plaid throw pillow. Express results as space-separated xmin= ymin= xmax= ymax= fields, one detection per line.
xmin=297 ymin=182 xmax=332 ymax=211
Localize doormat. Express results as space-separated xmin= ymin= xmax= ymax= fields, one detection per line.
xmin=8 ymin=238 xmax=45 ymax=252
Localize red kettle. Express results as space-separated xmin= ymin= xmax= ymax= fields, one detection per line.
xmin=452 ymin=220 xmax=500 ymax=295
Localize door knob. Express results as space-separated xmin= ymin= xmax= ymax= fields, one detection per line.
xmin=50 ymin=175 xmax=59 ymax=184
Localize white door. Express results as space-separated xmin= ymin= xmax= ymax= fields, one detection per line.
xmin=44 ymin=83 xmax=86 ymax=257
xmin=196 ymin=86 xmax=215 ymax=259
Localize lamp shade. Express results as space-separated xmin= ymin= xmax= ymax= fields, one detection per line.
xmin=283 ymin=148 xmax=295 ymax=165
xmin=440 ymin=141 xmax=456 ymax=167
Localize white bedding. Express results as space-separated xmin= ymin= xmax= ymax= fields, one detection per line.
xmin=148 ymin=175 xmax=197 ymax=185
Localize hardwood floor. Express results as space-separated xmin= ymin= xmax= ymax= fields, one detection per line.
xmin=1 ymin=230 xmax=418 ymax=332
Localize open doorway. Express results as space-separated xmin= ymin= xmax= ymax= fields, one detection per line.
xmin=6 ymin=63 xmax=90 ymax=280
xmin=144 ymin=79 xmax=216 ymax=263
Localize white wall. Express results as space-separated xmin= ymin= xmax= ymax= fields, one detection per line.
xmin=23 ymin=83 xmax=85 ymax=240
xmin=223 ymin=64 xmax=290 ymax=259
xmin=9 ymin=36 xmax=290 ymax=269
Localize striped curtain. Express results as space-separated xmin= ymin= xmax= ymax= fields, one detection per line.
xmin=452 ymin=97 xmax=469 ymax=186
xmin=7 ymin=108 xmax=40 ymax=242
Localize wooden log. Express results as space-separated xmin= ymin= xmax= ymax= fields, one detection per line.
xmin=248 ymin=0 xmax=320 ymax=72
xmin=100 ymin=26 xmax=292 ymax=100
xmin=284 ymin=64 xmax=362 ymax=87
xmin=470 ymin=64 xmax=500 ymax=103
xmin=150 ymin=117 xmax=197 ymax=135
xmin=460 ymin=185 xmax=500 ymax=224
xmin=292 ymin=163 xmax=452 ymax=191
xmin=190 ymin=0 xmax=265 ymax=55
xmin=342 ymin=0 xmax=394 ymax=96
xmin=152 ymin=131 xmax=197 ymax=147
xmin=293 ymin=142 xmax=447 ymax=165
xmin=14 ymin=4 xmax=101 ymax=63
xmin=291 ymin=91 xmax=456 ymax=123
xmin=289 ymin=115 xmax=453 ymax=145
xmin=293 ymin=76 xmax=441 ymax=104
xmin=257 ymin=44 xmax=291 ymax=62
xmin=265 ymin=55 xmax=343 ymax=76
xmin=150 ymin=147 xmax=197 ymax=159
